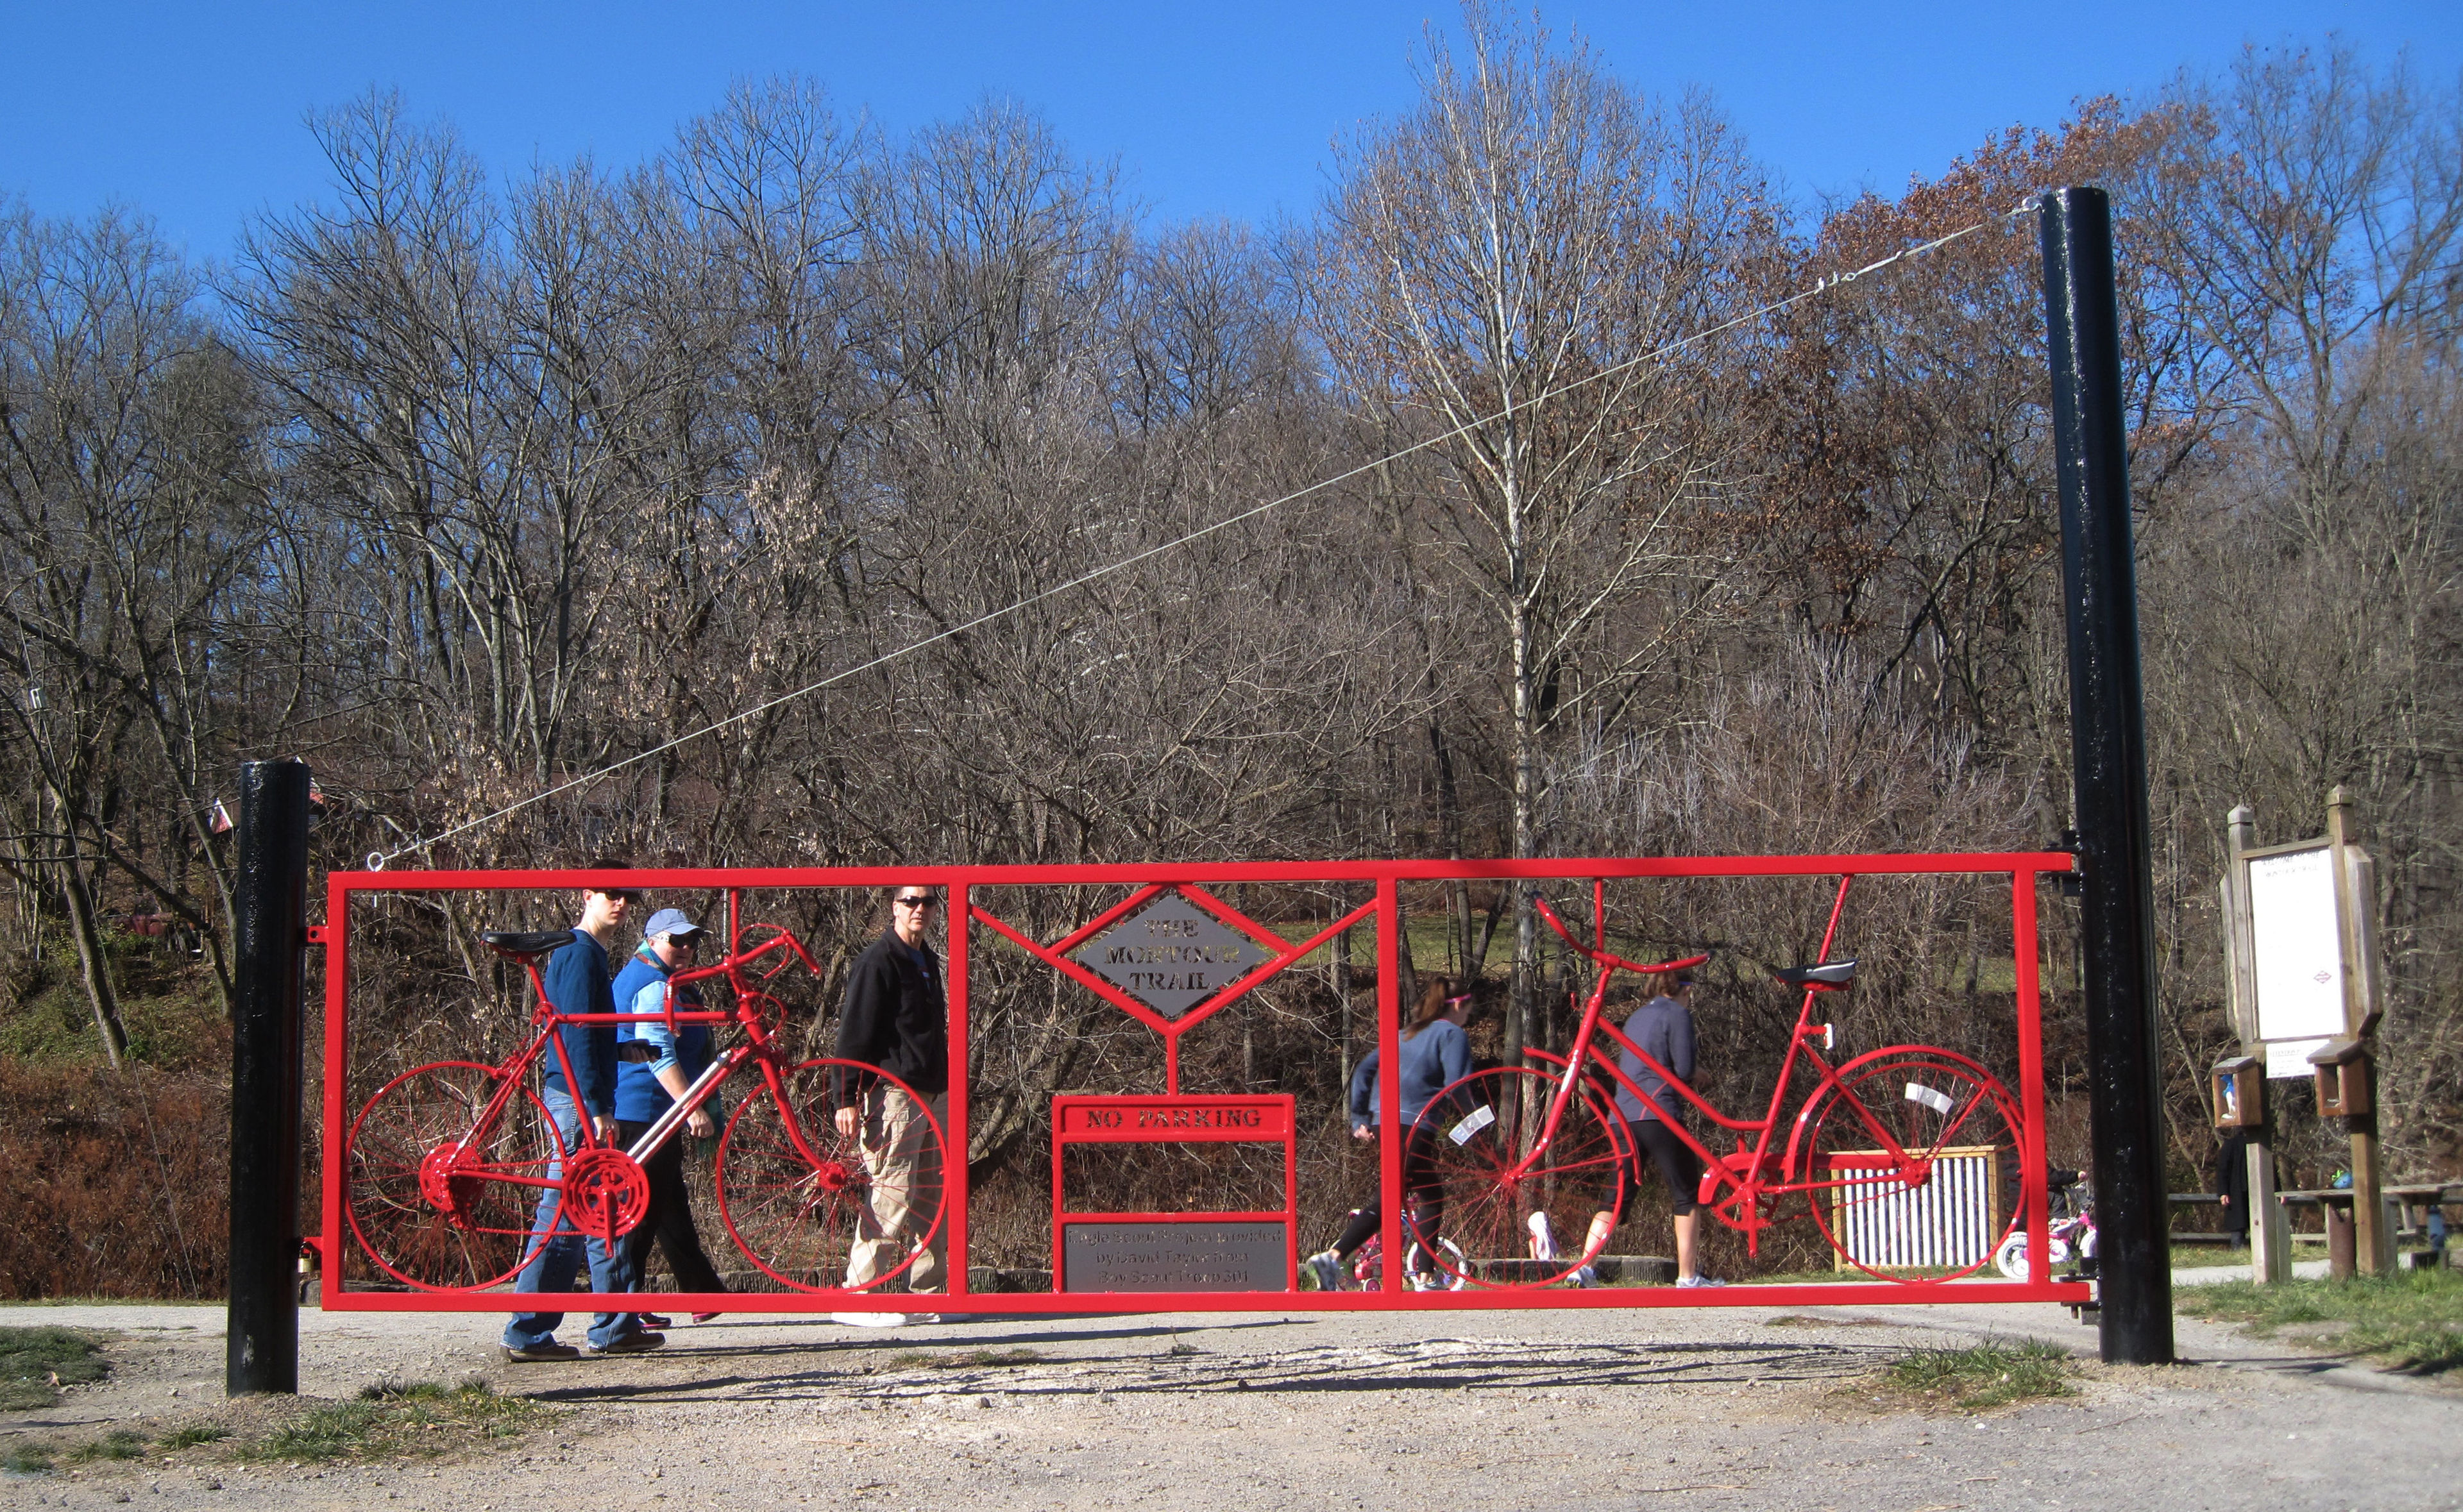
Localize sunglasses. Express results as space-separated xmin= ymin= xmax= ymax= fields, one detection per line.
xmin=894 ymin=895 xmax=938 ymax=909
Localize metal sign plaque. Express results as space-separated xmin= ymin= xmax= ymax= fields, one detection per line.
xmin=1074 ymin=893 xmax=1263 ymax=1018
xmin=1061 ymin=1222 xmax=1290 ymax=1292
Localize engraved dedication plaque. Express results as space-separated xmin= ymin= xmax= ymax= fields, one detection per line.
xmin=1061 ymin=1222 xmax=1291 ymax=1292
xmin=1075 ymin=893 xmax=1264 ymax=1018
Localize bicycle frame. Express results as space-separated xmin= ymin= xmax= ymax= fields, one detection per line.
xmin=462 ymin=920 xmax=826 ymax=1243
xmin=1520 ymin=875 xmax=2010 ymax=1253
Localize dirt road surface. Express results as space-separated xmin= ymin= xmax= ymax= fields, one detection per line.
xmin=1 ymin=1295 xmax=2455 ymax=1511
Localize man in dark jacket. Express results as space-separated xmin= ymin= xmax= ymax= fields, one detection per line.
xmin=831 ymin=884 xmax=950 ymax=1323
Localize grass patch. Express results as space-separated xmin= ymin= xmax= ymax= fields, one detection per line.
xmin=159 ymin=1425 xmax=230 ymax=1449
xmin=1881 ymin=1338 xmax=2078 ymax=1411
xmin=2176 ymin=1268 xmax=2463 ymax=1374
xmin=0 ymin=1327 xmax=108 ymax=1409
xmin=3 ymin=1442 xmax=55 ymax=1474
xmin=65 ymin=1429 xmax=148 ymax=1463
xmin=884 ymin=1347 xmax=1041 ymax=1370
xmin=235 ymin=1381 xmax=554 ymax=1464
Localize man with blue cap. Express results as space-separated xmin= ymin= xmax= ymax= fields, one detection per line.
xmin=605 ymin=907 xmax=732 ymax=1335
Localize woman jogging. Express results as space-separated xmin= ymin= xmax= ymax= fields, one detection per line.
xmin=1569 ymin=968 xmax=1723 ymax=1288
xmin=1303 ymin=978 xmax=1475 ymax=1291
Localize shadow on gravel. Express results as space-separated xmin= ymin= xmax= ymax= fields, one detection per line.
xmin=515 ymin=1334 xmax=1892 ymax=1406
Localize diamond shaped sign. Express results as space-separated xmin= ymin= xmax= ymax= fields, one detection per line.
xmin=1075 ymin=893 xmax=1264 ymax=1019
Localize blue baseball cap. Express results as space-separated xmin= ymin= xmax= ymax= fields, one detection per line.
xmin=643 ymin=907 xmax=704 ymax=941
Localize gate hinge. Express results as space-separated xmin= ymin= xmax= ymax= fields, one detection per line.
xmin=305 ymin=925 xmax=333 ymax=946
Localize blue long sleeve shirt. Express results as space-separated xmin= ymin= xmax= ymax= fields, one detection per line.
xmin=537 ymin=928 xmax=617 ymax=1118
xmin=1347 ymin=1017 xmax=1474 ymax=1132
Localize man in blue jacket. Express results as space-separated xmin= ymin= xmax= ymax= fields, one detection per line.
xmin=502 ymin=866 xmax=659 ymax=1361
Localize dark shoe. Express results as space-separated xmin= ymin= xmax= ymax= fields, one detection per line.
xmin=585 ymin=1331 xmax=666 ymax=1356
xmin=690 ymin=1311 xmax=724 ymax=1324
xmin=639 ymin=1313 xmax=673 ymax=1330
xmin=502 ymin=1341 xmax=580 ymax=1363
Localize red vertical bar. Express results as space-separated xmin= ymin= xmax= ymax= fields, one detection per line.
xmin=1376 ymin=873 xmax=1402 ymax=1293
xmin=1051 ymin=1104 xmax=1067 ymax=1286
xmin=947 ymin=880 xmax=971 ymax=1298
xmin=1165 ymin=1032 xmax=1180 ymax=1095
xmin=2013 ymin=868 xmax=2051 ymax=1285
xmin=1285 ymin=1104 xmax=1299 ymax=1290
xmin=321 ymin=873 xmax=350 ymax=1306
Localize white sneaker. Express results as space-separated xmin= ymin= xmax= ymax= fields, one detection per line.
xmin=1674 ymin=1273 xmax=1727 ymax=1288
xmin=1301 ymin=1250 xmax=1344 ymax=1292
xmin=1568 ymin=1264 xmax=1599 ymax=1289
xmin=1525 ymin=1211 xmax=1560 ymax=1262
xmin=831 ymin=1311 xmax=909 ymax=1327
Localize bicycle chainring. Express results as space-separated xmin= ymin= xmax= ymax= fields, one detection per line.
xmin=562 ymin=1148 xmax=651 ymax=1239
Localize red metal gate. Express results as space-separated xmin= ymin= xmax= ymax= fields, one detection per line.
xmin=314 ymin=852 xmax=2088 ymax=1313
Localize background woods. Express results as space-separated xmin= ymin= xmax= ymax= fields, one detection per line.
xmin=3 ymin=17 xmax=2457 ymax=1293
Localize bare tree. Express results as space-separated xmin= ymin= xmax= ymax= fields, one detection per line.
xmin=1308 ymin=5 xmax=1782 ymax=1057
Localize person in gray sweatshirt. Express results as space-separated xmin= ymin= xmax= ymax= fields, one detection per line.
xmin=1573 ymin=970 xmax=1723 ymax=1287
xmin=1303 ymin=978 xmax=1476 ymax=1290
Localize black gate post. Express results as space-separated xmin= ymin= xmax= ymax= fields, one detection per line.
xmin=2040 ymin=187 xmax=2174 ymax=1365
xmin=226 ymin=759 xmax=312 ymax=1394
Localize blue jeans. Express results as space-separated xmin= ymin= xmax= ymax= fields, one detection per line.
xmin=502 ymin=1088 xmax=636 ymax=1350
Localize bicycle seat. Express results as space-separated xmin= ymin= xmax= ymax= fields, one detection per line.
xmin=480 ymin=929 xmax=577 ymax=964
xmin=1773 ymin=959 xmax=1857 ymax=989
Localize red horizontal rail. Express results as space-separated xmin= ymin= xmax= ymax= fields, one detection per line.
xmin=330 ymin=852 xmax=2076 ymax=894
xmin=1058 ymin=1211 xmax=1291 ymax=1223
xmin=326 ymin=1281 xmax=2092 ymax=1313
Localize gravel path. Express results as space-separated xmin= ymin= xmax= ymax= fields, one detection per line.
xmin=1 ymin=1295 xmax=2455 ymax=1511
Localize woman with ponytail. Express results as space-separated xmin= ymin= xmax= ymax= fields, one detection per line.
xmin=1303 ymin=977 xmax=1477 ymax=1291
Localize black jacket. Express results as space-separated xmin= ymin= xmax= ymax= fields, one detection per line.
xmin=833 ymin=928 xmax=948 ymax=1099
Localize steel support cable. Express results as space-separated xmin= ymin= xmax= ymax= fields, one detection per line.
xmin=369 ymin=206 xmax=2026 ymax=869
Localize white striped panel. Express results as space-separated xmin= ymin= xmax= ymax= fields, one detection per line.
xmin=1829 ymin=1147 xmax=1999 ymax=1271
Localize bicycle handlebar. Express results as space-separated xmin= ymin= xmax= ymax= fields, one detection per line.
xmin=1526 ymin=893 xmax=1709 ymax=978
xmin=657 ymin=925 xmax=821 ymax=1037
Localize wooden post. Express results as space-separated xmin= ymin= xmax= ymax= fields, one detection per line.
xmin=2222 ymin=805 xmax=2292 ymax=1284
xmin=2326 ymin=788 xmax=2392 ymax=1275
xmin=2326 ymin=1200 xmax=2357 ymax=1280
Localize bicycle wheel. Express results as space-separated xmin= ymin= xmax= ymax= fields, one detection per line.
xmin=1407 ymin=1066 xmax=1627 ymax=1289
xmin=1993 ymin=1230 xmax=2030 ymax=1281
xmin=1800 ymin=1051 xmax=2022 ymax=1281
xmin=716 ymin=1057 xmax=946 ymax=1292
xmin=346 ymin=1061 xmax=561 ymax=1291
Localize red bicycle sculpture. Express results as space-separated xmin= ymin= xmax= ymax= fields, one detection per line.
xmin=1410 ymin=876 xmax=2024 ymax=1286
xmin=344 ymin=920 xmax=945 ymax=1293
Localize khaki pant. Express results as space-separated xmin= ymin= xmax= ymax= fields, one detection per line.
xmin=845 ymin=1087 xmax=946 ymax=1293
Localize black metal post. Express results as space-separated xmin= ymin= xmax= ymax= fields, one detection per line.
xmin=227 ymin=759 xmax=310 ymax=1394
xmin=2040 ymin=188 xmax=2173 ymax=1365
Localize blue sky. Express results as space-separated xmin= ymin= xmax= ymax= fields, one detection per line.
xmin=3 ymin=1 xmax=2456 ymax=264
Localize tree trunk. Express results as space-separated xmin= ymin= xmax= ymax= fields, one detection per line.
xmin=55 ymin=829 xmax=130 ymax=1071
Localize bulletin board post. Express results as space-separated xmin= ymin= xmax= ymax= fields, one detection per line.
xmin=2221 ymin=787 xmax=2391 ymax=1278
